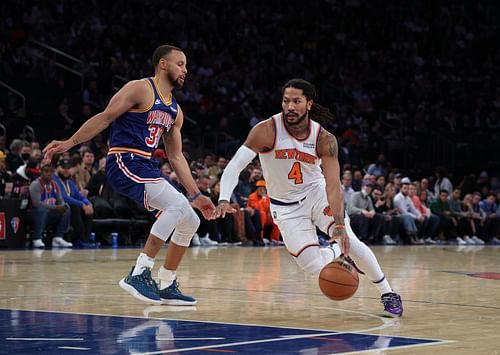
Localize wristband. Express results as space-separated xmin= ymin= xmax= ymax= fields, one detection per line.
xmin=333 ymin=224 xmax=345 ymax=229
xmin=188 ymin=192 xmax=202 ymax=202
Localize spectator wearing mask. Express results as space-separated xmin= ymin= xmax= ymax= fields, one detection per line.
xmin=54 ymin=159 xmax=94 ymax=247
xmin=28 ymin=164 xmax=72 ymax=248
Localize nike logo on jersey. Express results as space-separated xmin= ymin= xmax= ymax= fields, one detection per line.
xmin=275 ymin=148 xmax=317 ymax=164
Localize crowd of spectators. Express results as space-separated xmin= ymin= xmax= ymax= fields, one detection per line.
xmin=0 ymin=1 xmax=499 ymax=247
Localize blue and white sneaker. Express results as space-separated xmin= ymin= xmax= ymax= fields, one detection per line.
xmin=119 ymin=267 xmax=162 ymax=304
xmin=159 ymin=279 xmax=197 ymax=305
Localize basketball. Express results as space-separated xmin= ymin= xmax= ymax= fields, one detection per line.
xmin=319 ymin=260 xmax=359 ymax=301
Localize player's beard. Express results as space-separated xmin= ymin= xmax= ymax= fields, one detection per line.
xmin=284 ymin=111 xmax=308 ymax=126
xmin=167 ymin=71 xmax=184 ymax=88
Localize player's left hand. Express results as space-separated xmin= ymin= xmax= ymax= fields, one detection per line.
xmin=330 ymin=224 xmax=350 ymax=256
xmin=191 ymin=195 xmax=217 ymax=220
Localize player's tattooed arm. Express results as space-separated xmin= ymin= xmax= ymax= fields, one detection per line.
xmin=326 ymin=131 xmax=338 ymax=158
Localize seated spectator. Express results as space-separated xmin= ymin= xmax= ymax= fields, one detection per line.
xmin=448 ymin=188 xmax=482 ymax=244
xmin=11 ymin=159 xmax=40 ymax=209
xmin=208 ymin=156 xmax=227 ymax=180
xmin=420 ymin=178 xmax=434 ymax=204
xmin=347 ymin=180 xmax=383 ymax=244
xmin=27 ymin=164 xmax=72 ymax=248
xmin=54 ymin=159 xmax=94 ymax=247
xmin=393 ymin=178 xmax=424 ymax=244
xmin=367 ymin=154 xmax=389 ymax=177
xmin=247 ymin=180 xmax=281 ymax=245
xmin=73 ymin=147 xmax=96 ymax=193
xmin=374 ymin=175 xmax=386 ymax=192
xmin=479 ymin=193 xmax=499 ymax=243
xmin=430 ymin=190 xmax=459 ymax=244
xmin=351 ymin=169 xmax=363 ymax=191
xmin=462 ymin=194 xmax=485 ymax=244
xmin=434 ymin=167 xmax=453 ymax=196
xmin=470 ymin=193 xmax=488 ymax=242
xmin=209 ymin=180 xmax=240 ymax=245
xmin=371 ymin=186 xmax=398 ymax=245
xmin=0 ymin=150 xmax=11 ymax=196
xmin=409 ymin=183 xmax=440 ymax=244
xmin=192 ymin=175 xmax=218 ymax=246
xmin=341 ymin=171 xmax=354 ymax=208
xmin=6 ymin=139 xmax=30 ymax=172
xmin=392 ymin=173 xmax=403 ymax=193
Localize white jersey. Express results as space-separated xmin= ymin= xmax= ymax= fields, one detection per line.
xmin=259 ymin=113 xmax=325 ymax=202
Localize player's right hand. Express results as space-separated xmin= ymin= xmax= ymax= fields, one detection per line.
xmin=43 ymin=139 xmax=72 ymax=162
xmin=330 ymin=225 xmax=350 ymax=256
xmin=215 ymin=201 xmax=237 ymax=218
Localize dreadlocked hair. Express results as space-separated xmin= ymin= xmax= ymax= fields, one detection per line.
xmin=281 ymin=78 xmax=335 ymax=125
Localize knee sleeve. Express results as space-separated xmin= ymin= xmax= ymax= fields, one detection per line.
xmin=295 ymin=246 xmax=337 ymax=275
xmin=147 ymin=181 xmax=200 ymax=245
xmin=170 ymin=205 xmax=200 ymax=247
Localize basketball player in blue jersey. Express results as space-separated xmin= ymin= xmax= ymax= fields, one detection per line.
xmin=216 ymin=79 xmax=403 ymax=317
xmin=44 ymin=45 xmax=216 ymax=305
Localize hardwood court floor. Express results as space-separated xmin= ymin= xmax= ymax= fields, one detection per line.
xmin=0 ymin=245 xmax=499 ymax=354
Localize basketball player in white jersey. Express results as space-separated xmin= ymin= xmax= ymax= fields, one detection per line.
xmin=216 ymin=79 xmax=403 ymax=317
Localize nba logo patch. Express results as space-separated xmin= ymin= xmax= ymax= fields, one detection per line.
xmin=11 ymin=217 xmax=20 ymax=234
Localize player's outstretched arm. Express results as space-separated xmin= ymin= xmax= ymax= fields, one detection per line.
xmin=43 ymin=80 xmax=146 ymax=161
xmin=163 ymin=107 xmax=216 ymax=220
xmin=318 ymin=129 xmax=350 ymax=256
xmin=216 ymin=119 xmax=274 ymax=218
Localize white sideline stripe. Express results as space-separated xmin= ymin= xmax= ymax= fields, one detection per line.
xmin=155 ymin=337 xmax=225 ymax=341
xmin=58 ymin=346 xmax=91 ymax=351
xmin=6 ymin=337 xmax=84 ymax=341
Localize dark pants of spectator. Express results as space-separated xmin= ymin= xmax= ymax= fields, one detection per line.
xmin=28 ymin=206 xmax=70 ymax=240
xmin=437 ymin=216 xmax=456 ymax=240
xmin=244 ymin=210 xmax=263 ymax=244
xmin=483 ymin=218 xmax=499 ymax=240
xmin=417 ymin=214 xmax=440 ymax=239
xmin=380 ymin=215 xmax=401 ymax=239
xmin=69 ymin=204 xmax=93 ymax=242
xmin=349 ymin=214 xmax=384 ymax=243
xmin=455 ymin=217 xmax=473 ymax=237
xmin=216 ymin=214 xmax=236 ymax=243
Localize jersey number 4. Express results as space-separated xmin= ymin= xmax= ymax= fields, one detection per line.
xmin=145 ymin=125 xmax=163 ymax=148
xmin=288 ymin=162 xmax=303 ymax=184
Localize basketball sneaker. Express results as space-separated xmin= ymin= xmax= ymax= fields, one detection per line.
xmin=159 ymin=279 xmax=197 ymax=305
xmin=119 ymin=266 xmax=162 ymax=304
xmin=381 ymin=292 xmax=403 ymax=317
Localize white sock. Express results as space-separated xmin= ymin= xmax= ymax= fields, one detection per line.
xmin=158 ymin=266 xmax=176 ymax=289
xmin=132 ymin=252 xmax=155 ymax=276
xmin=373 ymin=275 xmax=393 ymax=295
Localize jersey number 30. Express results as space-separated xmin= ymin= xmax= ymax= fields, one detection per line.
xmin=145 ymin=125 xmax=162 ymax=148
xmin=288 ymin=162 xmax=303 ymax=184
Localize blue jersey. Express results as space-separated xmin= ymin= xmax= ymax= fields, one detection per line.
xmin=105 ymin=77 xmax=178 ymax=207
xmin=108 ymin=77 xmax=178 ymax=157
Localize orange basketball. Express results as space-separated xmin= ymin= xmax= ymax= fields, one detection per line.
xmin=319 ymin=260 xmax=359 ymax=301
